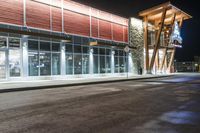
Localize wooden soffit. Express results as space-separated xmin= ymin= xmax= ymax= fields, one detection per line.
xmin=139 ymin=1 xmax=192 ymax=24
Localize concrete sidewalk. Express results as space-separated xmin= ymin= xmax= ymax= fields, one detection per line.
xmin=0 ymin=74 xmax=173 ymax=93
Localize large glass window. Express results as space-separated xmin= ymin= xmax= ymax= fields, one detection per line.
xmin=28 ymin=40 xmax=61 ymax=76
xmin=52 ymin=53 xmax=60 ymax=75
xmin=74 ymin=45 xmax=81 ymax=53
xmin=100 ymin=56 xmax=105 ymax=73
xmin=0 ymin=51 xmax=6 ymax=79
xmin=114 ymin=56 xmax=119 ymax=73
xmin=119 ymin=56 xmax=125 ymax=73
xmin=106 ymin=56 xmax=111 ymax=73
xmin=28 ymin=52 xmax=39 ymax=76
xmin=9 ymin=38 xmax=21 ymax=77
xmin=40 ymin=41 xmax=51 ymax=51
xmin=9 ymin=49 xmax=21 ymax=77
xmin=28 ymin=40 xmax=38 ymax=51
xmin=0 ymin=37 xmax=7 ymax=48
xmin=66 ymin=54 xmax=73 ymax=75
xmin=9 ymin=38 xmax=20 ymax=48
xmin=66 ymin=44 xmax=73 ymax=53
xmin=52 ymin=43 xmax=60 ymax=52
xmin=93 ymin=55 xmax=99 ymax=74
xmin=40 ymin=53 xmax=51 ymax=76
xmin=114 ymin=49 xmax=126 ymax=73
xmin=82 ymin=55 xmax=89 ymax=74
xmin=74 ymin=54 xmax=82 ymax=74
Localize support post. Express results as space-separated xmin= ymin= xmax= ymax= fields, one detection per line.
xmin=149 ymin=8 xmax=167 ymax=73
xmin=160 ymin=13 xmax=176 ymax=71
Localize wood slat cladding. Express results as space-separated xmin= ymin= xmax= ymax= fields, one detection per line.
xmin=63 ymin=0 xmax=90 ymax=15
xmin=52 ymin=6 xmax=62 ymax=32
xmin=99 ymin=20 xmax=112 ymax=40
xmin=0 ymin=0 xmax=129 ymax=43
xmin=0 ymin=0 xmax=23 ymax=25
xmin=124 ymin=27 xmax=128 ymax=42
xmin=64 ymin=10 xmax=90 ymax=36
xmin=113 ymin=24 xmax=124 ymax=42
xmin=91 ymin=17 xmax=98 ymax=38
xmin=26 ymin=0 xmax=50 ymax=30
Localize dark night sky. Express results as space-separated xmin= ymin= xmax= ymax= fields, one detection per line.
xmin=74 ymin=0 xmax=199 ymax=61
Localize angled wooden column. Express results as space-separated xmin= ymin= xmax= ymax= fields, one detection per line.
xmin=149 ymin=8 xmax=167 ymax=73
xmin=143 ymin=16 xmax=150 ymax=73
xmin=168 ymin=17 xmax=184 ymax=71
xmin=160 ymin=13 xmax=176 ymax=71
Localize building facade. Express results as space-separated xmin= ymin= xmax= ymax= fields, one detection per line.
xmin=0 ymin=1 xmax=192 ymax=81
xmin=0 ymin=0 xmax=133 ymax=81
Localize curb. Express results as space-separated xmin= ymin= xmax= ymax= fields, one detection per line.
xmin=0 ymin=75 xmax=174 ymax=93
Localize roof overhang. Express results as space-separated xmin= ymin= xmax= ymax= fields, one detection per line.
xmin=139 ymin=1 xmax=192 ymax=24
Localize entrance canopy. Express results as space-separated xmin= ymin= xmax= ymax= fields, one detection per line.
xmin=138 ymin=1 xmax=192 ymax=74
xmin=139 ymin=1 xmax=192 ymax=24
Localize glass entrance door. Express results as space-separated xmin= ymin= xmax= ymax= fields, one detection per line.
xmin=0 ymin=50 xmax=6 ymax=79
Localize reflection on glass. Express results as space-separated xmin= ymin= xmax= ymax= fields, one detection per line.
xmin=74 ymin=54 xmax=82 ymax=74
xmin=65 ymin=44 xmax=73 ymax=53
xmin=40 ymin=41 xmax=51 ymax=51
xmin=28 ymin=40 xmax=38 ymax=51
xmin=0 ymin=66 xmax=6 ymax=79
xmin=9 ymin=38 xmax=20 ymax=48
xmin=0 ymin=51 xmax=6 ymax=79
xmin=0 ymin=37 xmax=7 ymax=48
xmin=52 ymin=53 xmax=60 ymax=75
xmin=114 ymin=56 xmax=119 ymax=73
xmin=9 ymin=49 xmax=21 ymax=77
xmin=40 ymin=53 xmax=51 ymax=76
xmin=100 ymin=56 xmax=105 ymax=73
xmin=28 ymin=52 xmax=39 ymax=76
xmin=0 ymin=51 xmax=5 ymax=65
xmin=106 ymin=56 xmax=111 ymax=73
xmin=52 ymin=43 xmax=60 ymax=52
xmin=74 ymin=45 xmax=81 ymax=53
xmin=93 ymin=55 xmax=98 ymax=74
xmin=66 ymin=54 xmax=73 ymax=75
xmin=119 ymin=56 xmax=125 ymax=73
xmin=82 ymin=55 xmax=89 ymax=74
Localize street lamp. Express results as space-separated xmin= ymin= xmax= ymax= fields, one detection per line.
xmin=124 ymin=45 xmax=130 ymax=78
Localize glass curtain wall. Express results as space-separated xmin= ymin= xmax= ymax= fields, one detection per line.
xmin=93 ymin=47 xmax=111 ymax=74
xmin=65 ymin=36 xmax=89 ymax=75
xmin=28 ymin=39 xmax=61 ymax=76
xmin=114 ymin=49 xmax=126 ymax=73
xmin=0 ymin=37 xmax=7 ymax=79
xmin=93 ymin=47 xmax=99 ymax=74
xmin=9 ymin=38 xmax=21 ymax=77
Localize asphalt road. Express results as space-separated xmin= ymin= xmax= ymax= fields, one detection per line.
xmin=0 ymin=73 xmax=200 ymax=133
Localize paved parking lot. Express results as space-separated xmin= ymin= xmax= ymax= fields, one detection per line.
xmin=0 ymin=73 xmax=200 ymax=133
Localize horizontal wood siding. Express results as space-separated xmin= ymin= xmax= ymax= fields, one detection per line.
xmin=113 ymin=24 xmax=124 ymax=42
xmin=91 ymin=17 xmax=98 ymax=38
xmin=124 ymin=26 xmax=129 ymax=42
xmin=64 ymin=10 xmax=90 ymax=36
xmin=26 ymin=0 xmax=50 ymax=30
xmin=99 ymin=20 xmax=112 ymax=40
xmin=0 ymin=0 xmax=129 ymax=43
xmin=0 ymin=0 xmax=23 ymax=25
xmin=52 ymin=6 xmax=62 ymax=32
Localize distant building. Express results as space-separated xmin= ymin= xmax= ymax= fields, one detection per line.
xmin=175 ymin=56 xmax=200 ymax=72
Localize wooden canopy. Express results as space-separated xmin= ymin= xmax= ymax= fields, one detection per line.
xmin=138 ymin=1 xmax=192 ymax=74
xmin=139 ymin=2 xmax=192 ymax=24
